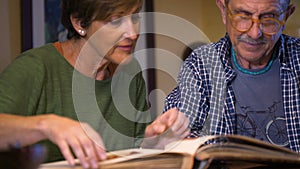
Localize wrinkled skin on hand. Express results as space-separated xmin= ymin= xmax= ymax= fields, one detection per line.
xmin=142 ymin=108 xmax=190 ymax=149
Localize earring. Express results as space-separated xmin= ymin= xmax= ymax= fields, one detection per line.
xmin=78 ymin=29 xmax=86 ymax=36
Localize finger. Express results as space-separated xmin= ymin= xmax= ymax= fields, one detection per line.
xmin=145 ymin=108 xmax=180 ymax=137
xmin=57 ymin=141 xmax=76 ymax=167
xmin=144 ymin=125 xmax=154 ymax=138
xmin=94 ymin=136 xmax=107 ymax=160
xmin=168 ymin=113 xmax=190 ymax=138
xmin=176 ymin=117 xmax=190 ymax=137
xmin=180 ymin=128 xmax=191 ymax=139
xmin=170 ymin=112 xmax=187 ymax=132
xmin=93 ymin=142 xmax=107 ymax=161
xmin=145 ymin=114 xmax=171 ymax=137
xmin=68 ymin=138 xmax=89 ymax=169
xmin=144 ymin=122 xmax=167 ymax=137
xmin=78 ymin=137 xmax=99 ymax=169
xmin=82 ymin=124 xmax=106 ymax=161
xmin=90 ymin=135 xmax=106 ymax=161
xmin=160 ymin=108 xmax=179 ymax=127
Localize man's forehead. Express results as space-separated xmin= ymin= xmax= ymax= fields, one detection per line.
xmin=230 ymin=0 xmax=287 ymax=4
xmin=229 ymin=0 xmax=287 ymax=10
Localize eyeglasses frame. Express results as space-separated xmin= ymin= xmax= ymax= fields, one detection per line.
xmin=225 ymin=3 xmax=287 ymax=35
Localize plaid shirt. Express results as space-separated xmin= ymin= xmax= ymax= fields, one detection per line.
xmin=164 ymin=34 xmax=300 ymax=152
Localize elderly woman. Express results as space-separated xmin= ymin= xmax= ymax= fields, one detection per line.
xmin=0 ymin=0 xmax=189 ymax=168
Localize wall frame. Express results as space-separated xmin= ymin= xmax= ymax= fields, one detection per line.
xmin=21 ymin=0 xmax=66 ymax=52
xmin=21 ymin=0 xmax=32 ymax=52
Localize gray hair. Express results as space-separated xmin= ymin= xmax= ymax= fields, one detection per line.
xmin=225 ymin=0 xmax=290 ymax=10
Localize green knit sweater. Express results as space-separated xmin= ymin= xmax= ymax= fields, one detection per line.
xmin=0 ymin=43 xmax=150 ymax=162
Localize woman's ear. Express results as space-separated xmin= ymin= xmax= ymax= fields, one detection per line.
xmin=216 ymin=0 xmax=227 ymax=25
xmin=70 ymin=15 xmax=86 ymax=36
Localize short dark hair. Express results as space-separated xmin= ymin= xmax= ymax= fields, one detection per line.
xmin=61 ymin=0 xmax=143 ymax=39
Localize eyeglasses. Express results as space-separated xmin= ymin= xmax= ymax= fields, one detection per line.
xmin=226 ymin=4 xmax=286 ymax=35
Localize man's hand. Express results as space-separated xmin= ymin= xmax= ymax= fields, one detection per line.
xmin=141 ymin=108 xmax=190 ymax=149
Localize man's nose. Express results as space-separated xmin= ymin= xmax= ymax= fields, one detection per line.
xmin=247 ymin=19 xmax=263 ymax=39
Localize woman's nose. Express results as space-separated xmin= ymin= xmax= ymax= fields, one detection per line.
xmin=123 ymin=16 xmax=140 ymax=40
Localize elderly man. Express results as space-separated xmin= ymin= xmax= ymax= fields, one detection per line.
xmin=164 ymin=0 xmax=300 ymax=152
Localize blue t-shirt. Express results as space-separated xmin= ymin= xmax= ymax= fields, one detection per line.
xmin=232 ymin=56 xmax=289 ymax=148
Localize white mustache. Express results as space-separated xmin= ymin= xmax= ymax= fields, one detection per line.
xmin=238 ymin=36 xmax=267 ymax=45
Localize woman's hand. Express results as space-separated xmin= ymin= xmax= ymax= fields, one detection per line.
xmin=141 ymin=108 xmax=190 ymax=149
xmin=38 ymin=114 xmax=106 ymax=169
